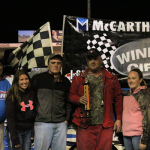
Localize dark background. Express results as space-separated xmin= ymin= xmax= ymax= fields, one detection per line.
xmin=0 ymin=0 xmax=150 ymax=43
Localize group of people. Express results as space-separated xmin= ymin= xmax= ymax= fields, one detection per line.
xmin=0 ymin=49 xmax=150 ymax=150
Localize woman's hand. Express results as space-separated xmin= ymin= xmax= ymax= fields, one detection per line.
xmin=65 ymin=120 xmax=68 ymax=124
xmin=31 ymin=137 xmax=34 ymax=147
xmin=15 ymin=144 xmax=21 ymax=149
xmin=139 ymin=143 xmax=147 ymax=150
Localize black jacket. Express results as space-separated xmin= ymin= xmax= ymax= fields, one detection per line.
xmin=6 ymin=90 xmax=36 ymax=146
xmin=31 ymin=72 xmax=71 ymax=123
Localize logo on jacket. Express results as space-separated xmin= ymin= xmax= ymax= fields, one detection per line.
xmin=0 ymin=91 xmax=7 ymax=100
xmin=20 ymin=100 xmax=34 ymax=111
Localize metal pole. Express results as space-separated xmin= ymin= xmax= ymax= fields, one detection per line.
xmin=87 ymin=0 xmax=91 ymax=18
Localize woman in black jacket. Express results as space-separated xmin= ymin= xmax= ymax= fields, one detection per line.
xmin=5 ymin=69 xmax=36 ymax=150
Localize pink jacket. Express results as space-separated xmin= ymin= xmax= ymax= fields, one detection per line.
xmin=122 ymin=87 xmax=145 ymax=136
xmin=122 ymin=86 xmax=150 ymax=145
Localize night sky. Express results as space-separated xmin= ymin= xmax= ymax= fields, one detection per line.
xmin=0 ymin=0 xmax=150 ymax=43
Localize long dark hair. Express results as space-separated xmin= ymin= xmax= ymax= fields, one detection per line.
xmin=6 ymin=69 xmax=31 ymax=105
xmin=129 ymin=68 xmax=146 ymax=86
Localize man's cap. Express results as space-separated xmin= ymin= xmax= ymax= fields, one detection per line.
xmin=48 ymin=53 xmax=63 ymax=63
xmin=87 ymin=48 xmax=102 ymax=58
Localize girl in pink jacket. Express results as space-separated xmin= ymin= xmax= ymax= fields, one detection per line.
xmin=122 ymin=68 xmax=150 ymax=150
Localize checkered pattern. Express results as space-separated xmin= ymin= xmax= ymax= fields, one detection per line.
xmin=86 ymin=33 xmax=116 ymax=72
xmin=8 ymin=22 xmax=53 ymax=71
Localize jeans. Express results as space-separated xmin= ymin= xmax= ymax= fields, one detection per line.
xmin=6 ymin=128 xmax=13 ymax=150
xmin=34 ymin=121 xmax=67 ymax=150
xmin=123 ymin=135 xmax=141 ymax=150
xmin=15 ymin=130 xmax=31 ymax=150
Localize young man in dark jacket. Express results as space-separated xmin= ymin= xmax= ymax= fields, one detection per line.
xmin=32 ymin=53 xmax=71 ymax=150
xmin=69 ymin=49 xmax=123 ymax=150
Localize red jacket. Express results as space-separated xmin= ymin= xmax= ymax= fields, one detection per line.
xmin=68 ymin=68 xmax=123 ymax=128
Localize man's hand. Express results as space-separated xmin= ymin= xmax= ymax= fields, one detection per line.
xmin=139 ymin=143 xmax=147 ymax=150
xmin=113 ymin=120 xmax=121 ymax=133
xmin=79 ymin=95 xmax=88 ymax=105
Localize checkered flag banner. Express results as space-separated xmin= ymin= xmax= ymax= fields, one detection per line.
xmin=8 ymin=22 xmax=53 ymax=71
xmin=87 ymin=33 xmax=116 ymax=72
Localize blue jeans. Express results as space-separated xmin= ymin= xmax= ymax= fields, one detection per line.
xmin=123 ymin=135 xmax=141 ymax=150
xmin=34 ymin=122 xmax=67 ymax=150
xmin=15 ymin=130 xmax=31 ymax=150
xmin=6 ymin=128 xmax=13 ymax=150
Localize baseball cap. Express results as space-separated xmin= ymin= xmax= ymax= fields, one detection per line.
xmin=48 ymin=53 xmax=63 ymax=63
xmin=87 ymin=48 xmax=101 ymax=58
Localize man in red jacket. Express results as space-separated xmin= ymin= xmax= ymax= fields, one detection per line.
xmin=68 ymin=48 xmax=123 ymax=150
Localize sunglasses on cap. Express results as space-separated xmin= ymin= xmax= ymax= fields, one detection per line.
xmin=87 ymin=49 xmax=101 ymax=57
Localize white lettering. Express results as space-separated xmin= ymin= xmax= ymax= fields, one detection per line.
xmin=127 ymin=64 xmax=138 ymax=72
xmin=135 ymin=22 xmax=141 ymax=32
xmin=127 ymin=22 xmax=134 ymax=32
xmin=92 ymin=21 xmax=150 ymax=32
xmin=131 ymin=50 xmax=135 ymax=60
xmin=135 ymin=48 xmax=147 ymax=59
xmin=148 ymin=47 xmax=150 ymax=57
xmin=142 ymin=22 xmax=149 ymax=32
xmin=110 ymin=21 xmax=116 ymax=31
xmin=0 ymin=94 xmax=6 ymax=99
xmin=127 ymin=63 xmax=150 ymax=72
xmin=116 ymin=52 xmax=130 ymax=64
xmin=117 ymin=22 xmax=125 ymax=31
xmin=139 ymin=64 xmax=144 ymax=72
xmin=76 ymin=70 xmax=81 ymax=74
xmin=70 ymin=70 xmax=73 ymax=81
xmin=92 ymin=20 xmax=104 ymax=31
xmin=104 ymin=23 xmax=109 ymax=31
xmin=144 ymin=63 xmax=150 ymax=71
xmin=116 ymin=47 xmax=150 ymax=64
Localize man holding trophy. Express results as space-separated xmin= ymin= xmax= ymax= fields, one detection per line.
xmin=68 ymin=48 xmax=123 ymax=150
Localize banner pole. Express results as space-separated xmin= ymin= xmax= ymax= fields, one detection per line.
xmin=87 ymin=0 xmax=91 ymax=18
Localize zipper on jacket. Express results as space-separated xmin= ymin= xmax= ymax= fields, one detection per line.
xmin=51 ymin=77 xmax=55 ymax=121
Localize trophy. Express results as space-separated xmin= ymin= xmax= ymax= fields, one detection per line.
xmin=80 ymin=78 xmax=91 ymax=118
